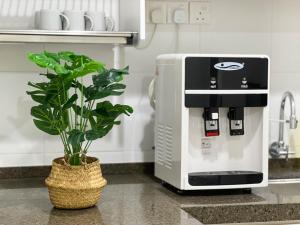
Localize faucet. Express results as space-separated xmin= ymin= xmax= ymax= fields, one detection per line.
xmin=269 ymin=91 xmax=298 ymax=160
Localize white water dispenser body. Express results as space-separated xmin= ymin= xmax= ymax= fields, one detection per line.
xmin=154 ymin=54 xmax=269 ymax=190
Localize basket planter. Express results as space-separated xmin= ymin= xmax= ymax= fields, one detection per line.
xmin=45 ymin=157 xmax=107 ymax=209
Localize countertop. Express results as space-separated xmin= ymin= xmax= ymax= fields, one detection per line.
xmin=1 ymin=174 xmax=300 ymax=225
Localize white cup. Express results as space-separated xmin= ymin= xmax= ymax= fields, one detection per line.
xmin=85 ymin=11 xmax=114 ymax=31
xmin=62 ymin=10 xmax=85 ymax=31
xmin=36 ymin=9 xmax=68 ymax=30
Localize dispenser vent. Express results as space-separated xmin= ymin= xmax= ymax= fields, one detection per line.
xmin=156 ymin=123 xmax=173 ymax=169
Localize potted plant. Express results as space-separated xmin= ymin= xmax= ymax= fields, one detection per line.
xmin=26 ymin=51 xmax=133 ymax=209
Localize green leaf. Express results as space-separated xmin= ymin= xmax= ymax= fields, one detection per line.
xmin=89 ymin=116 xmax=96 ymax=129
xmin=113 ymin=104 xmax=134 ymax=116
xmin=28 ymin=52 xmax=69 ymax=75
xmin=106 ymin=83 xmax=126 ymax=90
xmin=44 ymin=51 xmax=60 ymax=63
xmin=69 ymin=61 xmax=104 ymax=80
xmin=67 ymin=129 xmax=85 ymax=147
xmin=86 ymin=89 xmax=124 ymax=101
xmin=31 ymin=105 xmax=53 ymax=121
xmin=72 ymin=104 xmax=91 ymax=118
xmin=92 ymin=66 xmax=129 ymax=87
xmin=72 ymin=80 xmax=88 ymax=98
xmin=31 ymin=105 xmax=67 ymax=135
xmin=93 ymin=102 xmax=133 ymax=118
xmin=33 ymin=119 xmax=60 ymax=135
xmin=58 ymin=51 xmax=75 ymax=62
xmin=29 ymin=94 xmax=46 ymax=104
xmin=62 ymin=94 xmax=78 ymax=110
xmin=85 ymin=125 xmax=113 ymax=141
xmin=27 ymin=82 xmax=48 ymax=91
xmin=39 ymin=73 xmax=57 ymax=80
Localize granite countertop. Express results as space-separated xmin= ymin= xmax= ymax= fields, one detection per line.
xmin=1 ymin=174 xmax=300 ymax=225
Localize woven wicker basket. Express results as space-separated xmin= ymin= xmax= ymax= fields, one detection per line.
xmin=45 ymin=157 xmax=107 ymax=209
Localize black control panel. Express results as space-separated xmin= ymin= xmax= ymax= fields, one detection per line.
xmin=185 ymin=56 xmax=268 ymax=90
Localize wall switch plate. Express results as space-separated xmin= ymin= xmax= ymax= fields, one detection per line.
xmin=189 ymin=1 xmax=211 ymax=24
xmin=167 ymin=2 xmax=189 ymax=24
xmin=146 ymin=1 xmax=167 ymax=24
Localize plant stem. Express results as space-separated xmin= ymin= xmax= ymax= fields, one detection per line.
xmin=83 ymin=140 xmax=92 ymax=154
xmin=61 ymin=130 xmax=72 ymax=154
xmin=83 ymin=100 xmax=95 ymax=132
xmin=58 ymin=130 xmax=71 ymax=157
xmin=79 ymin=77 xmax=84 ymax=130
xmin=62 ymin=81 xmax=72 ymax=131
xmin=75 ymin=79 xmax=78 ymax=130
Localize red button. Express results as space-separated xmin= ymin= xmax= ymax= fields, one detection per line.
xmin=206 ymin=131 xmax=219 ymax=137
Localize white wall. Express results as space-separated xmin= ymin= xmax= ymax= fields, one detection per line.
xmin=1 ymin=0 xmax=300 ymax=166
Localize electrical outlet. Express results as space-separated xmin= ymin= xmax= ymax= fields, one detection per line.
xmin=167 ymin=2 xmax=189 ymax=24
xmin=146 ymin=1 xmax=167 ymax=24
xmin=189 ymin=1 xmax=211 ymax=24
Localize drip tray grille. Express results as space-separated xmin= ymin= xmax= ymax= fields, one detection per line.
xmin=188 ymin=171 xmax=263 ymax=186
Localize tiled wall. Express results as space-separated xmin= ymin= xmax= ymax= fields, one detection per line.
xmin=1 ymin=0 xmax=300 ymax=166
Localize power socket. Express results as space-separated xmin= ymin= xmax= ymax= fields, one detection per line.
xmin=189 ymin=1 xmax=211 ymax=24
xmin=167 ymin=2 xmax=189 ymax=24
xmin=146 ymin=1 xmax=167 ymax=24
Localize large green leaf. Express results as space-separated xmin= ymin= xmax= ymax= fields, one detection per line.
xmin=58 ymin=51 xmax=75 ymax=62
xmin=85 ymin=89 xmax=124 ymax=101
xmin=31 ymin=105 xmax=60 ymax=135
xmin=31 ymin=105 xmax=53 ymax=121
xmin=72 ymin=80 xmax=88 ymax=98
xmin=72 ymin=104 xmax=91 ymax=118
xmin=67 ymin=129 xmax=85 ymax=147
xmin=69 ymin=61 xmax=104 ymax=80
xmin=28 ymin=52 xmax=68 ymax=75
xmin=33 ymin=119 xmax=60 ymax=135
xmin=30 ymin=94 xmax=46 ymax=104
xmin=84 ymin=101 xmax=133 ymax=141
xmin=31 ymin=105 xmax=67 ymax=135
xmin=92 ymin=67 xmax=128 ymax=87
xmin=28 ymin=81 xmax=49 ymax=91
xmin=85 ymin=124 xmax=113 ymax=141
xmin=93 ymin=101 xmax=133 ymax=118
xmin=62 ymin=94 xmax=78 ymax=110
xmin=84 ymin=67 xmax=129 ymax=101
xmin=44 ymin=51 xmax=60 ymax=63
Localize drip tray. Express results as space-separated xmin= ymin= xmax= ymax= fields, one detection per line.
xmin=183 ymin=204 xmax=300 ymax=224
xmin=188 ymin=171 xmax=263 ymax=186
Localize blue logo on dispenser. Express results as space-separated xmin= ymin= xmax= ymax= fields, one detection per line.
xmin=214 ymin=62 xmax=244 ymax=71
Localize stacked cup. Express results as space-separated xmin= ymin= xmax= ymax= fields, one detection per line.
xmin=35 ymin=9 xmax=114 ymax=31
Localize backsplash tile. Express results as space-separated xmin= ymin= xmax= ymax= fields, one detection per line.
xmin=0 ymin=0 xmax=300 ymax=166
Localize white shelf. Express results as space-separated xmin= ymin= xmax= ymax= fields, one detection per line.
xmin=0 ymin=30 xmax=137 ymax=45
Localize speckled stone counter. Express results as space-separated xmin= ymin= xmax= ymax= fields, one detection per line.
xmin=1 ymin=174 xmax=300 ymax=225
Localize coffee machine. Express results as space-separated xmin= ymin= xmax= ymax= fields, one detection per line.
xmin=153 ymin=54 xmax=269 ymax=190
